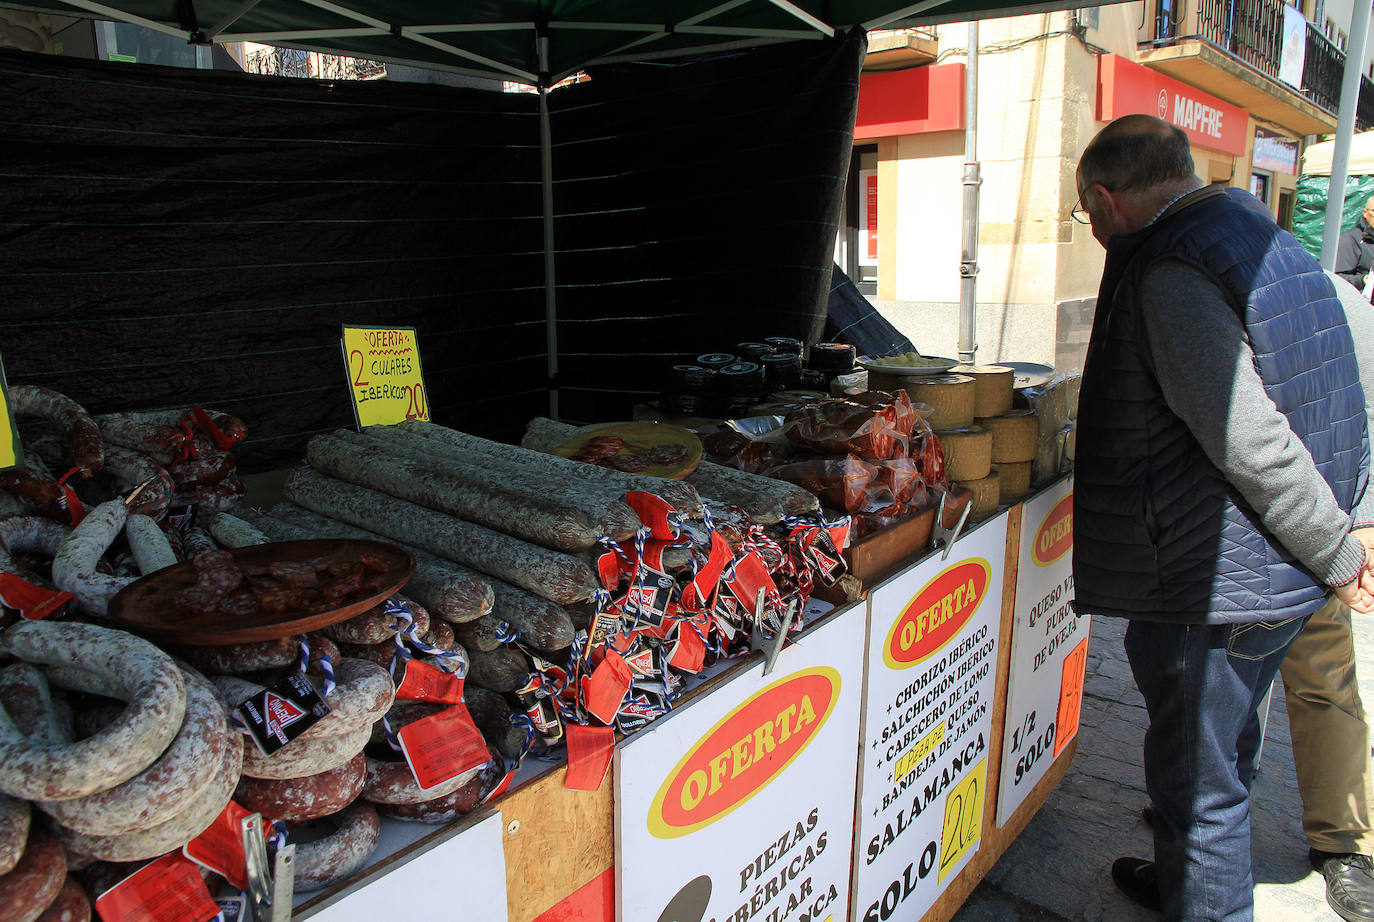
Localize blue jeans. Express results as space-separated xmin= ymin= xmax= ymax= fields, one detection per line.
xmin=1125 ymin=615 xmax=1309 ymax=922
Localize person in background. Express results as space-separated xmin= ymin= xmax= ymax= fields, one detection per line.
xmin=1335 ymin=195 xmax=1374 ymax=297
xmin=1071 ymin=113 xmax=1374 ymax=922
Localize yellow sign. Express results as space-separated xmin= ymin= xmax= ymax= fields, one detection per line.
xmin=340 ymin=326 xmax=430 ymax=428
xmin=0 ymin=353 xmax=20 ymax=471
xmin=938 ymin=758 xmax=986 ymax=882
xmin=893 ymin=722 xmax=945 ymax=783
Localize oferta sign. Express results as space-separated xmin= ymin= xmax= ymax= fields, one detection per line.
xmin=618 ymin=608 xmax=864 ymax=922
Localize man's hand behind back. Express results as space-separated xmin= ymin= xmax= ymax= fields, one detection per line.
xmin=1338 ymin=528 xmax=1374 ymax=612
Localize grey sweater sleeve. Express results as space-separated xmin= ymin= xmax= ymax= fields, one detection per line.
xmin=1139 ymin=260 xmax=1366 ymax=587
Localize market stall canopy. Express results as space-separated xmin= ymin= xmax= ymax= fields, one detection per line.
xmin=1302 ymin=128 xmax=1374 ymax=175
xmin=9 ymin=0 xmax=1121 ymax=85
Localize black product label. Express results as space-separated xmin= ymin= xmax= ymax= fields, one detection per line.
xmin=234 ymin=672 xmax=330 ymax=757
xmin=622 ymin=565 xmax=679 ymax=628
xmin=801 ymin=525 xmax=848 ymax=585
xmin=216 ymin=896 xmax=248 ymax=922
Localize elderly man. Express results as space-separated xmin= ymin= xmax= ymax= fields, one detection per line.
xmin=1072 ymin=113 xmax=1374 ymax=921
xmin=1335 ymin=195 xmax=1374 ymax=296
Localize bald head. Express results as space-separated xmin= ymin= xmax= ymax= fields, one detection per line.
xmin=1078 ymin=115 xmax=1199 ymax=202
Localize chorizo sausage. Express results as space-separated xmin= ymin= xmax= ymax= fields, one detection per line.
xmin=234 ymin=752 xmax=365 ymax=823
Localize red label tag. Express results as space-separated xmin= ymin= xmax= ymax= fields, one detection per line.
xmin=623 ymin=491 xmax=680 ymax=540
xmin=484 ymin=770 xmax=515 ymax=804
xmin=395 ymin=659 xmax=465 ymax=704
xmin=597 ymin=550 xmax=630 ymax=590
xmin=668 ymin=622 xmax=706 ymax=673
xmin=827 ymin=516 xmax=853 ymax=553
xmin=725 ymin=551 xmax=779 ymax=610
xmin=62 ymin=484 xmax=86 ymax=526
xmin=564 ymin=722 xmax=615 ymax=791
xmin=582 ymin=651 xmax=634 ymax=724
xmin=682 ymin=531 xmax=733 ymax=611
xmin=0 ymin=573 xmax=72 ymax=621
xmin=95 ymin=852 xmax=220 ymax=922
xmin=182 ymin=800 xmax=267 ymax=891
xmin=396 ymin=703 xmax=490 ymax=791
xmin=191 ymin=406 xmax=239 ymax=450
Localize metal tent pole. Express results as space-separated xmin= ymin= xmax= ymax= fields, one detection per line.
xmin=538 ymin=25 xmax=560 ymax=421
xmin=959 ymin=21 xmax=980 ymax=365
xmin=1320 ymin=0 xmax=1373 ymax=270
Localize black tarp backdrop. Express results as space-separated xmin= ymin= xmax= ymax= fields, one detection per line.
xmin=0 ymin=30 xmax=862 ymax=470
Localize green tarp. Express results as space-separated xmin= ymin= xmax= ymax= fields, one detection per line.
xmin=1293 ymin=174 xmax=1374 ymax=258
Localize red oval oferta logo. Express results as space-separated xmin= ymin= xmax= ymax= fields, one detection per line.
xmin=648 ymin=667 xmax=840 ymax=839
xmin=884 ymin=559 xmax=991 ymax=669
xmin=1032 ymin=492 xmax=1073 ymax=567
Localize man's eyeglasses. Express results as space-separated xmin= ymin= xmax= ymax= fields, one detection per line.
xmin=1071 ymin=195 xmax=1091 ymax=225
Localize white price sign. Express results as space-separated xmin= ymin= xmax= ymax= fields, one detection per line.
xmin=851 ymin=514 xmax=1007 ymax=922
xmin=616 ymin=608 xmax=864 ymax=922
xmin=996 ymin=477 xmax=1086 ymax=825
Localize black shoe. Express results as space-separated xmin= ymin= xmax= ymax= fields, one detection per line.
xmin=1310 ymin=849 xmax=1374 ymax=922
xmin=1112 ymin=856 xmax=1163 ymax=912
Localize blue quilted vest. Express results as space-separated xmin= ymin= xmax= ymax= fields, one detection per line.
xmin=1073 ymin=186 xmax=1367 ymax=624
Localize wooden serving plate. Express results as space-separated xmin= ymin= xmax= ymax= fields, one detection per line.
xmin=551 ymin=422 xmax=703 ymax=480
xmin=107 ymin=539 xmax=414 ymax=646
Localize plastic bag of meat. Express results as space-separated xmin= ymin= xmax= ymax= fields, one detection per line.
xmin=767 ymin=456 xmax=899 ymax=516
xmin=700 ymin=429 xmax=786 ymax=475
xmin=779 ymin=393 xmax=909 ymax=461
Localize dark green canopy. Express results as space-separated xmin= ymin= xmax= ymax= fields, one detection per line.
xmin=13 ymin=0 xmax=1115 ymax=85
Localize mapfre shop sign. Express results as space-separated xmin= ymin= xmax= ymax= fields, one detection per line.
xmin=1098 ymin=54 xmax=1247 ymax=157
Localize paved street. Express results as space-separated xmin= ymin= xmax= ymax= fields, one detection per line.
xmin=952 ymin=611 xmax=1374 ymax=921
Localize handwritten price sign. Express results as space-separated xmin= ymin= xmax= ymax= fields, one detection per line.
xmin=340 ymin=326 xmax=430 ymax=428
xmin=0 ymin=352 xmax=21 ymax=471
xmin=939 ymin=758 xmax=986 ymax=883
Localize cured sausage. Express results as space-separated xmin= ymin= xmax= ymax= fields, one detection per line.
xmin=0 ymin=663 xmax=67 ymax=743
xmin=234 ymin=753 xmax=365 ymax=823
xmin=50 ymin=499 xmax=135 ymax=617
xmin=123 ymin=515 xmax=176 ymax=576
xmin=359 ymin=425 xmax=639 ymax=542
xmin=373 ymin=753 xmax=503 ymax=824
xmin=55 ymin=731 xmax=242 ymax=863
xmin=168 ymin=450 xmax=235 ymax=488
xmin=398 ymin=420 xmax=703 ymax=516
xmin=308 ymin=432 xmax=601 ymax=552
xmin=318 ymin=601 xmax=402 ymax=645
xmin=284 ymin=469 xmax=598 ymax=605
xmin=0 ymin=622 xmax=186 ymax=801
xmin=466 ymin=646 xmax=530 ymax=694
xmin=9 ymin=386 xmax=102 ymax=478
xmin=240 ymin=506 xmax=492 ymax=624
xmin=290 ymin=801 xmax=380 ymax=892
xmin=0 ymin=827 xmax=65 ymax=922
xmin=34 ymin=877 xmax=89 ymax=922
xmin=177 ymin=636 xmax=297 ymax=675
xmin=204 ymin=512 xmax=269 ymax=549
xmin=210 ymin=657 xmax=394 ymax=743
xmin=0 ymin=794 xmax=30 ymax=876
xmin=93 ymin=408 xmax=245 ymax=467
xmin=97 ymin=446 xmax=172 ymax=521
xmin=240 ymin=722 xmax=371 ymax=781
xmin=489 ymin=580 xmax=574 ymax=655
xmin=360 ymin=753 xmax=481 ymax=805
xmin=40 ymin=668 xmax=232 ymax=837
xmin=171 ymin=479 xmax=246 ymax=515
xmin=0 ymin=516 xmax=69 ymax=590
xmin=0 ymin=468 xmax=63 ymax=520
xmin=464 ymin=686 xmax=526 ymax=761
xmin=452 ymin=615 xmax=502 ymax=653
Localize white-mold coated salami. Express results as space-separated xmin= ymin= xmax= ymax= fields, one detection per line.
xmin=396 ymin=419 xmax=703 ymax=515
xmin=234 ymin=752 xmax=365 ymax=823
xmin=55 ymin=729 xmax=241 ymax=863
xmin=0 ymin=622 xmax=186 ymax=801
xmin=204 ymin=512 xmax=268 ymax=548
xmin=309 ymin=431 xmax=601 ymax=552
xmin=239 ymin=505 xmax=492 ymax=624
xmin=97 ymin=446 xmax=172 ymax=521
xmin=240 ymin=722 xmax=371 ymax=781
xmin=0 ymin=793 xmax=31 ymax=876
xmin=0 ymin=516 xmax=70 ymax=590
xmin=123 ymin=515 xmax=176 ymax=576
xmin=358 ymin=425 xmax=640 ymax=542
xmin=284 ymin=469 xmax=598 ymax=604
xmin=39 ymin=667 xmax=232 ymax=836
xmin=50 ymin=500 xmax=134 ymax=618
xmin=290 ymin=801 xmax=381 ymax=891
xmin=9 ymin=386 xmax=102 ymax=478
xmin=209 ymin=657 xmax=394 ymax=743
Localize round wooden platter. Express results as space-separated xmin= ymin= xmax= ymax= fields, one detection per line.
xmin=107 ymin=538 xmax=414 ymax=646
xmin=550 ymin=422 xmax=703 ymax=479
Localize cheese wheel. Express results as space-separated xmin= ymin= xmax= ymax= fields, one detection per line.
xmin=956 ymin=471 xmax=1001 ymax=521
xmin=976 ymin=409 xmax=1038 ymax=463
xmin=935 ymin=427 xmax=992 ymax=482
xmin=992 ymin=461 xmax=1032 ymax=504
xmin=956 ymin=365 xmax=1014 ymax=418
xmin=902 ymin=374 xmax=975 ymax=430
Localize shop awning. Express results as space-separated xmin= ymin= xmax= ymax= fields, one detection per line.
xmin=4 ymin=0 xmax=1120 ymax=86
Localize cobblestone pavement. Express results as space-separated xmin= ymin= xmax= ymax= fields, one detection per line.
xmin=952 ymin=611 xmax=1374 ymax=922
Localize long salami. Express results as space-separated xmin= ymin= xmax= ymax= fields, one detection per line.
xmin=0 ymin=516 xmax=70 ymax=590
xmin=239 ymin=506 xmax=492 ymax=624
xmin=50 ymin=499 xmax=135 ymax=617
xmin=124 ymin=514 xmax=176 ymax=576
xmin=394 ymin=420 xmax=703 ymax=515
xmin=309 ymin=431 xmax=600 ymax=552
xmin=203 ymin=512 xmax=269 ymax=549
xmin=466 ymin=645 xmax=530 ymax=694
xmin=98 ymin=446 xmax=172 ymax=521
xmin=0 ymin=621 xmax=186 ymax=801
xmin=284 ymin=469 xmax=598 ymax=604
xmin=9 ymin=386 xmax=102 ymax=478
xmin=93 ymin=407 xmax=245 ymax=467
xmin=358 ymin=425 xmax=639 ymax=541
xmin=451 ymin=615 xmax=501 ymax=653
xmin=40 ymin=667 xmax=232 ymax=837
xmin=521 ymin=416 xmax=818 ymax=522
xmin=488 ymin=581 xmax=573 ymax=655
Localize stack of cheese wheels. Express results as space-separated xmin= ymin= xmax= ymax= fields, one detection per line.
xmin=976 ymin=408 xmax=1039 ymax=505
xmin=955 ymin=365 xmax=1015 ymax=418
xmin=935 ymin=426 xmax=993 ymax=482
xmin=901 ymin=373 xmax=975 ymax=430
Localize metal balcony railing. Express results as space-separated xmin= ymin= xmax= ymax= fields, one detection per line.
xmin=1144 ymin=0 xmax=1374 ymax=129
